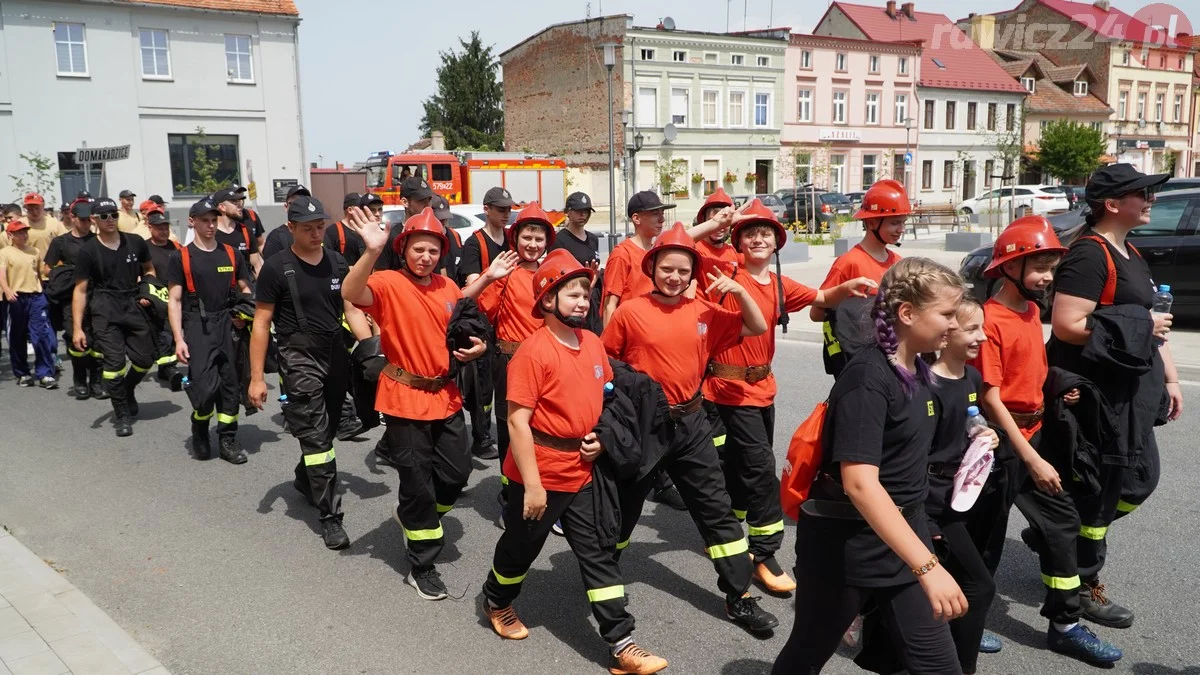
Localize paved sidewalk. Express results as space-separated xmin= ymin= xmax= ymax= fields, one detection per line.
xmin=0 ymin=528 xmax=167 ymax=675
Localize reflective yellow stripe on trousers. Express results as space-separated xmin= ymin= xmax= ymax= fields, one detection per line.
xmin=1079 ymin=525 xmax=1107 ymax=541
xmin=404 ymin=524 xmax=444 ymax=542
xmin=492 ymin=567 xmax=526 ymax=585
xmin=1116 ymin=500 xmax=1139 ymax=514
xmin=303 ymin=448 xmax=336 ymax=466
xmin=708 ymin=537 xmax=749 ymax=560
xmin=587 ymin=585 xmax=624 ymax=603
xmin=216 ymin=413 xmax=239 ymax=425
xmin=748 ymin=521 xmax=785 ymax=537
xmin=1041 ymin=573 xmax=1081 ymax=590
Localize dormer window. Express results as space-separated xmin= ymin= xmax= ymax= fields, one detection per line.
xmin=1021 ymin=76 xmax=1035 ymax=92
xmin=1073 ymin=81 xmax=1088 ymax=96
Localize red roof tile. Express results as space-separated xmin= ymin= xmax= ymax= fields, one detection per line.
xmin=1035 ymin=0 xmax=1179 ymax=49
xmin=824 ymin=2 xmax=1029 ymax=93
xmin=118 ymin=0 xmax=299 ymax=16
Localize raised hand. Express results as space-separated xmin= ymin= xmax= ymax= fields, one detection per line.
xmin=487 ymin=250 xmax=521 ymax=281
xmin=344 ymin=205 xmax=388 ymax=252
xmin=705 ymin=268 xmax=745 ymax=297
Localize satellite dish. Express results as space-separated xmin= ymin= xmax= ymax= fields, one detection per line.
xmin=662 ymin=16 xmax=676 ymax=30
xmin=663 ymin=123 xmax=678 ymax=143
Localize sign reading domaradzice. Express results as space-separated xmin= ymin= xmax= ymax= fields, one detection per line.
xmin=75 ymin=145 xmax=131 ymax=163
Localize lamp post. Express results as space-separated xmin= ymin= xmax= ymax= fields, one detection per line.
xmin=626 ymin=129 xmax=645 ymax=238
xmin=603 ymin=43 xmax=617 ymax=240
xmin=903 ymin=117 xmax=914 ymax=196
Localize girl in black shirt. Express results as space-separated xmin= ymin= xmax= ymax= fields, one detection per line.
xmin=773 ymin=258 xmax=968 ymax=674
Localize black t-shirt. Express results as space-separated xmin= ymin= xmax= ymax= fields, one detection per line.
xmin=215 ymin=221 xmax=258 ymax=266
xmin=549 ymin=227 xmax=600 ymax=267
xmin=146 ymin=240 xmax=179 ymax=280
xmin=74 ymin=233 xmax=150 ymax=292
xmin=458 ymin=228 xmax=508 ymax=282
xmin=45 ymin=231 xmax=96 ymax=268
xmin=166 ymin=243 xmax=250 ymax=313
xmin=926 ymin=366 xmax=984 ymax=516
xmin=813 ymin=347 xmax=937 ymax=586
xmin=323 ymin=222 xmax=366 ymax=267
xmin=1053 ymin=232 xmax=1156 ymax=309
xmin=376 ymin=222 xmax=463 ymax=284
xmin=262 ymin=225 xmax=293 ymax=261
xmin=255 ymin=248 xmax=346 ymax=335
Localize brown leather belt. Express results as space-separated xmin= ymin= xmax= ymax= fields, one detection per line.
xmin=497 ymin=340 xmax=521 ymax=356
xmin=382 ymin=363 xmax=448 ymax=392
xmin=1008 ymin=407 xmax=1044 ymax=429
xmin=668 ymin=392 xmax=704 ymax=420
xmin=708 ymin=362 xmax=772 ymax=384
xmin=530 ymin=427 xmax=583 ymax=452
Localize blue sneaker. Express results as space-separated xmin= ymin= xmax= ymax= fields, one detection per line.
xmin=979 ymin=631 xmax=1002 ymax=654
xmin=1047 ymin=624 xmax=1122 ymax=665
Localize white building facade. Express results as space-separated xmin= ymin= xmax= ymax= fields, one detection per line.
xmin=0 ymin=0 xmax=304 ymax=223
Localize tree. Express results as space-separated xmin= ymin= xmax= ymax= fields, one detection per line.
xmin=420 ymin=32 xmax=504 ymax=151
xmin=175 ymin=126 xmax=231 ymax=195
xmin=1037 ymin=120 xmax=1106 ymax=184
xmin=9 ymin=152 xmax=60 ymax=206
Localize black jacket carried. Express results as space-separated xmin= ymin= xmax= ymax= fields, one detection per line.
xmin=350 ymin=336 xmax=385 ymax=432
xmin=1042 ymin=367 xmax=1121 ymax=496
xmin=1081 ymin=305 xmax=1155 ymax=375
xmin=446 ymin=297 xmax=492 ymax=380
xmin=137 ymin=275 xmax=169 ymax=325
xmin=604 ymin=358 xmax=670 ymax=481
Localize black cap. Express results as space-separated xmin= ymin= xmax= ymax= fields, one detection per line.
xmin=148 ymin=194 xmax=165 ymax=206
xmin=147 ymin=210 xmax=170 ymax=226
xmin=71 ymin=200 xmax=93 ymax=218
xmin=431 ymin=195 xmax=452 ymax=221
xmin=1085 ymin=164 xmax=1171 ymax=202
xmin=287 ymin=195 xmax=330 ymax=223
xmin=119 ymin=189 xmax=136 ymax=199
xmin=212 ymin=187 xmax=241 ymax=204
xmin=483 ymin=186 xmax=515 ymax=207
xmin=343 ymin=192 xmax=363 ymax=209
xmin=189 ymin=198 xmax=220 ymax=218
xmin=230 ymin=183 xmax=247 ymax=194
xmin=92 ymin=198 xmax=119 ymax=215
xmin=75 ymin=191 xmax=92 ymax=201
xmin=358 ymin=193 xmax=384 ymax=208
xmin=400 ymin=176 xmax=433 ymax=201
xmin=626 ymin=190 xmax=674 ymax=217
xmin=286 ymin=184 xmax=311 ymax=199
xmin=565 ymin=191 xmax=595 ymax=212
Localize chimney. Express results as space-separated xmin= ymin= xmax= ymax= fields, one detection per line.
xmin=1093 ymin=0 xmax=1110 ymax=11
xmin=968 ymin=13 xmax=995 ymax=50
xmin=431 ymin=130 xmax=446 ymax=151
xmin=901 ymin=2 xmax=915 ymax=20
xmin=886 ymin=1 xmax=897 ymax=19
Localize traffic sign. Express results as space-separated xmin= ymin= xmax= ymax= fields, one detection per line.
xmin=904 ymin=152 xmax=913 ymax=165
xmin=247 ymin=182 xmax=257 ymax=200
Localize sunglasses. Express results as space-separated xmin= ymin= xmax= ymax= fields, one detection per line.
xmin=95 ymin=213 xmax=118 ymax=221
xmin=1118 ymin=186 xmax=1157 ymax=201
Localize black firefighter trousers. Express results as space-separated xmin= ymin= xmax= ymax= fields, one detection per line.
xmin=485 ymin=481 xmax=636 ymax=645
xmin=90 ymin=290 xmax=154 ymax=415
xmin=181 ymin=309 xmax=239 ymax=439
xmin=709 ymin=402 xmax=786 ymax=561
xmin=277 ymin=331 xmax=348 ymax=523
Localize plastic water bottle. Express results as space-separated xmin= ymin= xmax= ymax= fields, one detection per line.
xmin=965 ymin=405 xmax=987 ymax=438
xmin=278 ymin=393 xmax=289 ymax=405
xmin=1152 ymin=285 xmax=1173 ymax=347
xmin=180 ymin=375 xmax=190 ymax=389
xmin=604 ymin=382 xmax=615 ymax=399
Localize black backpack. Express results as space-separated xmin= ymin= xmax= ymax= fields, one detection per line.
xmin=44 ymin=265 xmax=76 ymax=305
xmin=822 ymin=296 xmax=876 ymax=379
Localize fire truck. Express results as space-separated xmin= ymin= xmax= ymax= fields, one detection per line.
xmin=363 ymin=150 xmax=569 ymax=223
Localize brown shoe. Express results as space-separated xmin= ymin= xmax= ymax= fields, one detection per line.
xmin=486 ymin=602 xmax=529 ymax=640
xmin=609 ymin=643 xmax=668 ymax=675
xmin=753 ymin=557 xmax=797 ymax=594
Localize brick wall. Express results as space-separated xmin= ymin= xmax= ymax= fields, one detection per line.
xmin=988 ymin=1 xmax=1113 ymax=103
xmin=501 ymin=16 xmax=626 ymax=168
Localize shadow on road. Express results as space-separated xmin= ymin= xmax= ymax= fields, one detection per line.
xmin=1131 ymin=664 xmax=1200 ymax=675
xmin=721 ymin=658 xmax=773 ymax=674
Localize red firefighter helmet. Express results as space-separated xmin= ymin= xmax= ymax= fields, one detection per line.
xmin=391 ymin=207 xmax=449 ymax=257
xmin=641 ymin=222 xmax=699 ymax=278
xmin=731 ymin=198 xmax=787 ymax=253
xmin=693 ymin=187 xmax=735 ymax=224
xmin=983 ymin=215 xmax=1067 ymax=278
xmin=853 ymin=179 xmax=914 ymax=220
xmin=531 ymin=248 xmax=595 ymax=318
xmin=507 ymin=201 xmax=556 ymax=249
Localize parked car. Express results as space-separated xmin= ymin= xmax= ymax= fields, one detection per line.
xmin=844 ymin=191 xmax=866 ymax=207
xmin=1061 ymin=185 xmax=1087 ymax=210
xmin=380 ymin=204 xmax=509 ymax=236
xmin=957 ymin=184 xmax=1070 ymax=217
xmin=1042 ymin=177 xmax=1200 ymax=233
xmin=959 ymin=187 xmax=1200 ymax=318
xmin=776 ymin=189 xmax=854 ymax=231
xmin=732 ymin=193 xmax=788 ymax=221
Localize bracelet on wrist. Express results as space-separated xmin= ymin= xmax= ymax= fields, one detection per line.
xmin=911 ymin=555 xmax=939 ymax=577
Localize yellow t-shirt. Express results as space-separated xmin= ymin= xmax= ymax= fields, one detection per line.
xmin=25 ymin=216 xmax=66 ymax=261
xmin=118 ymin=210 xmax=143 ymax=234
xmin=0 ymin=244 xmax=44 ymax=294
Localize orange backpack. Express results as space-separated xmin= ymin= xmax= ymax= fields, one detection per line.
xmin=780 ymin=401 xmax=828 ymax=520
xmin=1079 ymin=235 xmax=1141 ymax=307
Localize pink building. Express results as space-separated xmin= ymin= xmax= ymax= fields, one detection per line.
xmin=780 ymin=34 xmax=923 ymax=197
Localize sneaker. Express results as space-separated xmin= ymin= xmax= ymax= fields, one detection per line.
xmin=725 ymin=593 xmax=779 ymax=635
xmin=38 ymin=376 xmax=59 ymax=390
xmin=472 ymin=443 xmax=499 ymax=460
xmin=218 ymin=437 xmax=248 ymax=465
xmin=752 ymin=556 xmax=796 ymax=594
xmin=485 ymin=602 xmax=529 ymax=640
xmin=320 ymin=518 xmax=350 ymax=550
xmin=842 ymin=614 xmax=863 ymax=648
xmin=979 ymin=631 xmax=1002 ymax=654
xmin=1046 ymin=624 xmax=1122 ymax=665
xmin=1080 ymin=582 xmax=1134 ymax=629
xmin=551 ymin=520 xmax=564 ymax=537
xmin=609 ymin=643 xmax=668 ymax=675
xmin=16 ymin=375 xmax=34 ymax=387
xmin=405 ymin=567 xmax=448 ymax=601
xmin=650 ymin=484 xmax=687 ymax=511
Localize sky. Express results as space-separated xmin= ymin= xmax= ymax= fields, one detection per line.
xmin=292 ymin=0 xmax=1149 ymax=167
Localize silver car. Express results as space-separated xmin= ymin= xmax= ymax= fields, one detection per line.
xmin=733 ymin=193 xmax=788 ymax=221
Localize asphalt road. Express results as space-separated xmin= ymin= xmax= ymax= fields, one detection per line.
xmin=0 ymin=340 xmax=1196 ymax=675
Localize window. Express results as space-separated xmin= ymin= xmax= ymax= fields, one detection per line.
xmin=1175 ymin=94 xmax=1184 ymax=123
xmin=865 ymin=93 xmax=879 ymax=125
xmin=637 ymin=87 xmax=657 ymax=126
xmin=945 ymin=101 xmax=956 ymax=130
xmin=703 ymin=159 xmax=720 ymax=196
xmin=1137 ymin=92 xmax=1146 ymax=120
xmin=169 ymin=133 xmax=240 ymax=194
xmin=924 ymin=100 xmax=935 ymax=129
xmin=640 ymin=48 xmax=655 ymax=60
xmin=754 ymin=92 xmax=770 ymax=127
xmin=1122 ymin=50 xmax=1131 ymax=65
xmin=943 ymin=160 xmax=955 ymax=189
xmin=1118 ymin=91 xmax=1128 ymax=119
xmin=797 ymin=89 xmax=812 ymax=122
xmin=1006 ymin=103 xmax=1016 ymax=131
xmin=139 ymin=29 xmax=170 ymax=78
xmin=800 ymin=50 xmax=812 ymax=69
xmin=922 ymin=160 xmax=933 ymax=190
xmin=1179 ymin=57 xmax=1185 ymax=70
xmin=1155 ymin=92 xmax=1164 ymax=121
xmin=671 ymin=87 xmax=689 ymax=126
xmin=984 ymin=159 xmax=995 ymax=187
xmin=728 ymin=91 xmax=745 ymax=127
xmin=895 ymin=94 xmax=908 ymax=125
xmin=932 ymin=58 xmax=946 ymax=69
xmin=898 ymin=56 xmax=909 ymax=75
xmin=967 ymin=102 xmax=977 ymax=130
xmin=893 ymin=153 xmax=905 ymax=181
xmin=869 ymin=55 xmax=880 ymax=73
xmin=731 ymin=54 xmax=745 ymax=66
xmin=987 ymin=102 xmax=997 ymax=131
xmin=225 ymin=34 xmax=253 ymax=82
xmin=432 ymin=164 xmax=454 ymax=181
xmin=1040 ymin=120 xmax=1051 ymax=131
xmin=756 ymin=55 xmax=770 ymax=67
xmin=862 ymin=154 xmax=878 ymax=187
xmin=1021 ymin=76 xmax=1035 ymax=92
xmin=702 ymin=90 xmax=720 ymax=126
xmin=1073 ymin=81 xmax=1088 ymax=96
xmin=832 ymin=91 xmax=847 ymax=124
xmin=794 ymin=152 xmax=813 ymax=185
xmin=1091 ymin=121 xmax=1103 ymax=132
xmin=830 ymin=155 xmax=846 ymax=193
xmin=704 ymin=52 xmax=718 ymax=64
xmin=672 ymin=50 xmax=686 ymax=63
xmin=1159 ymin=55 xmax=1166 ymax=68
xmin=671 ymin=159 xmax=690 ymax=198
xmin=54 ymin=23 xmax=88 ymax=75
xmin=835 ymin=53 xmax=847 ymax=71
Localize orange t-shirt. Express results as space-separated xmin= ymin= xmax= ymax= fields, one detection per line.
xmin=971 ymin=297 xmax=1046 ymax=440
xmin=502 ymin=327 xmax=613 ymax=492
xmin=703 ymin=269 xmax=818 ymax=407
xmin=696 ymin=239 xmax=742 ymax=265
xmin=361 ymin=270 xmax=463 ymax=421
xmin=478 ymin=266 xmax=542 ymax=343
xmin=603 ymin=295 xmax=743 ymax=406
xmin=820 ymin=243 xmax=901 ymax=291
xmin=604 ymin=238 xmax=655 ymax=303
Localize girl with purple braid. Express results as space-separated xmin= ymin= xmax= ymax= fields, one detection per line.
xmin=773 ymin=258 xmax=969 ymax=674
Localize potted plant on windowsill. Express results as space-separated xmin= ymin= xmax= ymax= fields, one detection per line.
xmin=744 ymin=171 xmax=757 ymax=185
xmin=723 ymin=170 xmax=738 ymax=185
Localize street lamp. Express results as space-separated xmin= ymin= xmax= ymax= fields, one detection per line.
xmin=603 ymin=43 xmax=618 ymax=240
xmin=626 ymin=129 xmax=645 ymax=238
